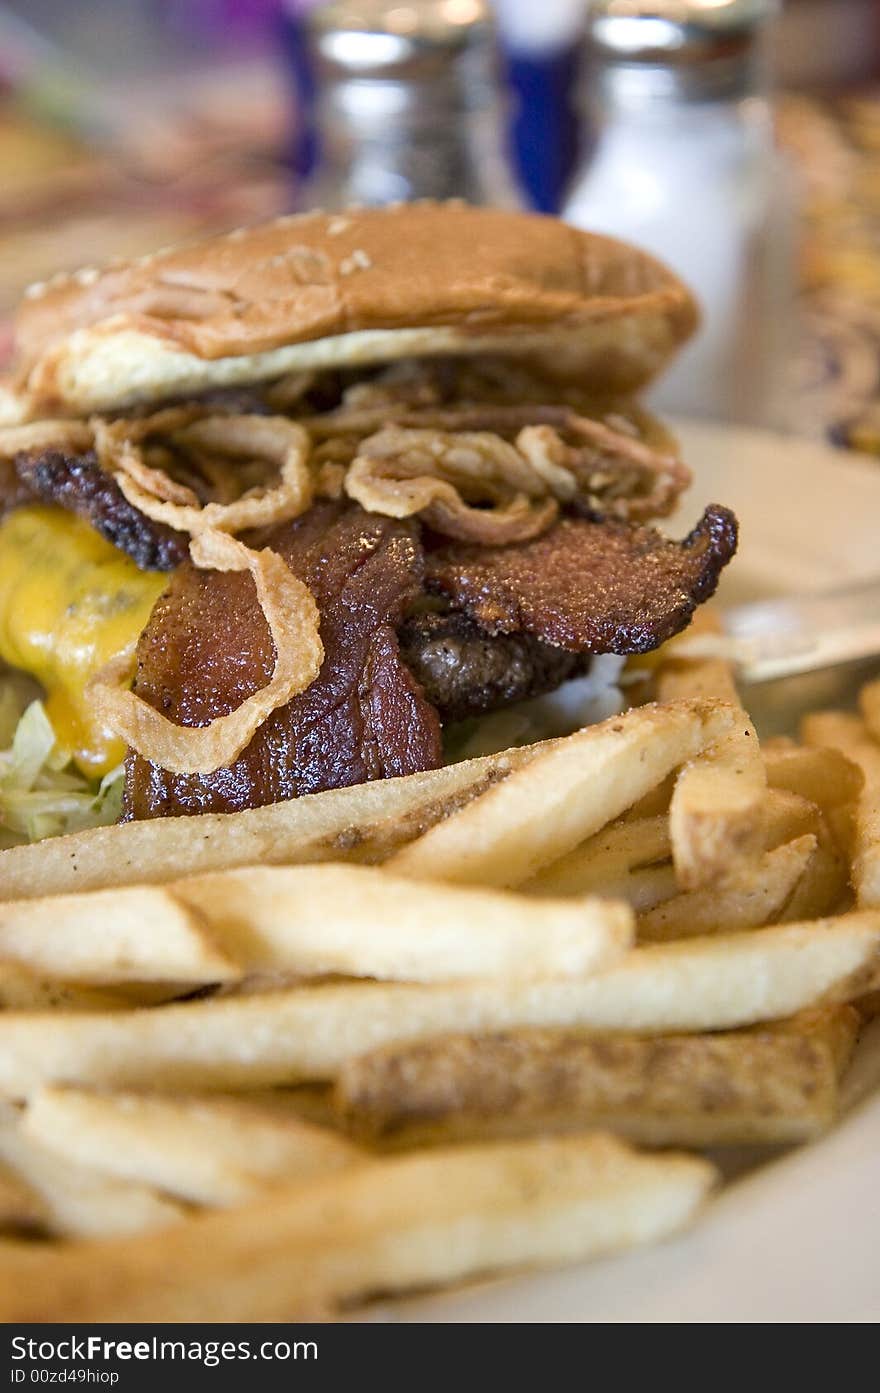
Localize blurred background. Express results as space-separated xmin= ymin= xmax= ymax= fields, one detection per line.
xmin=0 ymin=0 xmax=879 ymax=439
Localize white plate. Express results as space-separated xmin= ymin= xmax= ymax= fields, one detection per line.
xmin=371 ymin=420 xmax=880 ymax=1324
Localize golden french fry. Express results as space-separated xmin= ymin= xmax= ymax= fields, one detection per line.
xmin=0 ymin=916 xmax=875 ymax=1093
xmin=23 ymin=1089 xmax=363 ymax=1208
xmin=0 ymin=963 xmax=129 ymax=1013
xmin=0 ymin=1160 xmax=47 ymax=1236
xmin=790 ymin=1003 xmax=863 ymax=1075
xmin=542 ymin=863 xmax=679 ymax=914
xmin=0 ymin=742 xmax=545 ymax=902
xmin=669 ymin=716 xmax=766 ymax=890
xmin=857 ymin=989 xmax=880 ymax=1020
xmin=801 ymin=710 xmax=880 ymax=909
xmin=763 ymin=744 xmax=863 ymax=815
xmin=637 ymin=836 xmax=817 ymax=942
xmin=827 ymin=802 xmax=857 ymax=862
xmin=761 ymin=736 xmax=798 ymax=754
xmin=800 ymin=711 xmax=872 ymax=753
xmin=272 ymin=1084 xmax=340 ymax=1130
xmin=390 ymin=701 xmax=736 ymax=888
xmin=776 ymin=821 xmax=850 ymax=923
xmin=655 ymin=617 xmax=766 ymax=891
xmin=531 ymin=790 xmax=823 ymax=910
xmin=0 ymin=887 xmax=240 ymax=985
xmin=172 ymin=863 xmax=634 ymax=983
xmin=656 ymin=655 xmax=740 ymax=706
xmin=335 ymin=1007 xmax=861 ymax=1150
xmin=522 ymin=816 xmax=670 ymax=898
xmin=0 ymin=1135 xmax=715 ymax=1321
xmin=0 ymin=1105 xmax=182 ymax=1239
xmin=762 ymin=789 xmax=823 ymax=848
xmin=859 ymin=678 xmax=880 ymax=745
xmin=763 ymin=781 xmax=854 ymax=869
xmin=647 ymin=606 xmax=734 ymax=698
xmin=619 ymin=772 xmax=676 ymax=822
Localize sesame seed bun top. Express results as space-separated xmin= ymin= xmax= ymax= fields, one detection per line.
xmin=0 ymin=202 xmax=698 ymax=424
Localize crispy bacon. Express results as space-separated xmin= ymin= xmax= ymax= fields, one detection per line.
xmin=14 ymin=449 xmax=188 ymax=571
xmin=425 ymin=506 xmax=739 ymax=655
xmin=123 ymin=502 xmax=442 ymax=819
xmin=123 ymin=503 xmax=737 ymax=820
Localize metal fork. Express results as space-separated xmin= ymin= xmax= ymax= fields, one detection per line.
xmin=676 ymin=577 xmax=880 ymax=684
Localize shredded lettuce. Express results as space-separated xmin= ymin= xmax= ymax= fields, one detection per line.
xmin=0 ymin=653 xmax=628 ymax=844
xmin=0 ymin=683 xmax=124 ymax=847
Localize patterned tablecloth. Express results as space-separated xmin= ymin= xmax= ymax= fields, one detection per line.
xmin=0 ymin=67 xmax=295 ymax=361
xmin=779 ymin=90 xmax=880 ymax=454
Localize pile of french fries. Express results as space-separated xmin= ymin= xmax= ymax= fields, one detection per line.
xmin=0 ymin=629 xmax=879 ymax=1322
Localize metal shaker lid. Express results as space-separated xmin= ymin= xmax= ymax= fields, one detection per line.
xmin=588 ymin=0 xmax=779 ymax=103
xmin=306 ymin=0 xmax=490 ymax=74
xmin=590 ymin=1 xmax=779 ymax=57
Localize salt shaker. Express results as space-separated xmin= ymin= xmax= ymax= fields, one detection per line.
xmin=298 ymin=0 xmax=522 ymax=210
xmin=563 ymin=0 xmax=793 ymax=426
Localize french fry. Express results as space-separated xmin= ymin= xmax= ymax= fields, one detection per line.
xmin=522 ymin=817 xmax=670 ymax=898
xmin=334 ymin=1007 xmax=861 ymax=1150
xmin=763 ymin=780 xmax=853 ymax=868
xmin=801 ymin=710 xmax=880 ymax=909
xmin=827 ymin=802 xmax=857 ymax=862
xmin=272 ymin=1084 xmax=340 ymax=1130
xmin=0 ymin=742 xmax=546 ymax=902
xmin=649 ymin=606 xmax=734 ymax=697
xmin=619 ymin=772 xmax=676 ymax=822
xmin=527 ymin=791 xmax=824 ymax=909
xmin=653 ymin=623 xmax=767 ymax=888
xmin=637 ymin=836 xmax=818 ymax=942
xmin=0 ymin=916 xmax=875 ymax=1093
xmin=0 ymin=887 xmax=240 ymax=986
xmin=390 ymin=701 xmax=736 ymax=888
xmin=857 ymin=990 xmax=880 ymax=1021
xmin=760 ymin=736 xmax=798 ymax=754
xmin=859 ymin=678 xmax=880 ymax=746
xmin=172 ymin=864 xmax=634 ymax=983
xmin=776 ymin=821 xmax=850 ymax=923
xmin=0 ymin=866 xmax=632 ymax=988
xmin=737 ymin=790 xmax=847 ymax=920
xmin=0 ymin=963 xmax=129 ymax=1013
xmin=762 ymin=789 xmax=823 ymax=848
xmin=23 ymin=1089 xmax=363 ymax=1208
xmin=800 ymin=710 xmax=873 ymax=754
xmin=0 ymin=1160 xmax=47 ymax=1236
xmin=0 ymin=1135 xmax=715 ymax=1321
xmin=538 ymin=863 xmax=679 ymax=914
xmin=763 ymin=744 xmax=864 ymax=815
xmin=0 ymin=1105 xmax=183 ymax=1239
xmin=656 ymin=655 xmax=740 ymax=706
xmin=669 ymin=717 xmax=766 ymax=890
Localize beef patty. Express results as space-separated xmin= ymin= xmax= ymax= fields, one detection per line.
xmin=399 ymin=610 xmax=584 ymax=723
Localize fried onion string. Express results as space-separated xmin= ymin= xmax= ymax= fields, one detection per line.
xmin=94 ymin=410 xmax=314 ymax=535
xmin=87 ymin=529 xmax=323 ymax=775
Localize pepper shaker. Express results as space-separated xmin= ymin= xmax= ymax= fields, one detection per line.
xmin=563 ymin=0 xmax=793 ymax=426
xmin=298 ymin=0 xmax=522 ymax=210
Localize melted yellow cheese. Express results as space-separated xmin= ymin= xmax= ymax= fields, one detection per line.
xmin=0 ymin=507 xmax=166 ymax=775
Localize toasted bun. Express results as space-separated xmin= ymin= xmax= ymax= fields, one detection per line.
xmin=1 ymin=203 xmax=698 ymax=422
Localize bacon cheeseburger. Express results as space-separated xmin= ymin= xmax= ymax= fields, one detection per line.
xmin=0 ymin=204 xmax=736 ymax=826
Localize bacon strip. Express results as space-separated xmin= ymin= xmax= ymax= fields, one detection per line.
xmin=425 ymin=506 xmax=739 ymax=655
xmin=123 ymin=503 xmax=442 ymax=819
